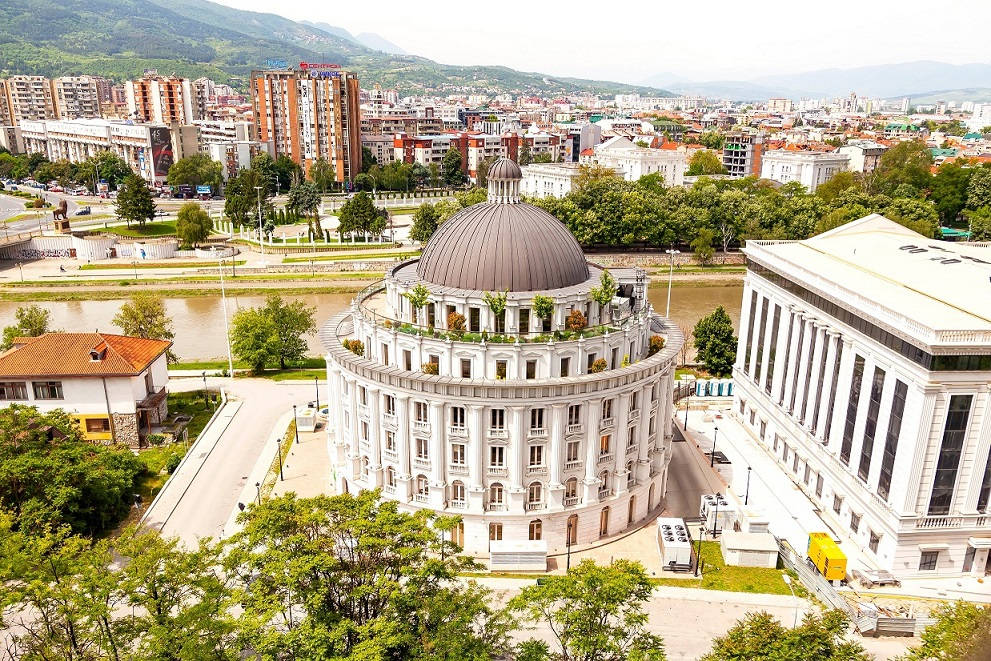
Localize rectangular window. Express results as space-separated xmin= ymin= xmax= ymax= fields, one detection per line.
xmin=403 ymin=350 xmax=412 ymax=371
xmin=560 ymin=356 xmax=570 ymax=377
xmin=566 ymin=440 xmax=580 ymax=462
xmin=602 ymin=399 xmax=613 ymax=420
xmin=743 ymin=290 xmax=758 ymax=374
xmin=385 ymin=430 xmax=395 ymax=451
xmin=764 ymin=304 xmax=781 ymax=394
xmin=803 ymin=463 xmax=811 ymax=485
xmin=630 ymin=392 xmax=638 ymax=412
xmin=752 ymin=297 xmax=769 ymax=385
xmin=359 ymin=386 xmax=367 ymax=406
xmin=526 ymin=360 xmax=537 ymax=380
xmin=384 ymin=395 xmax=395 ymax=416
xmin=519 ymin=308 xmax=530 ymax=335
xmin=816 ymin=474 xmax=824 ymax=498
xmin=451 ymin=406 xmax=466 ymax=428
xmin=600 ymin=434 xmax=611 ymax=455
xmin=833 ymin=495 xmax=843 ymax=514
xmin=381 ymin=343 xmax=389 ymax=365
xmin=360 ymin=421 xmax=369 ymax=442
xmin=810 ymin=334 xmax=832 ymax=432
xmin=530 ymin=408 xmax=544 ymax=431
xmin=528 ymin=445 xmax=544 ymax=467
xmin=489 ymin=445 xmax=505 ymax=467
xmin=850 ymin=512 xmax=860 ymax=534
xmin=0 ymin=381 xmax=28 ymax=400
xmin=760 ymin=420 xmax=767 ymax=440
xmin=489 ymin=522 xmax=503 ymax=541
xmin=788 ymin=320 xmax=806 ymax=413
xmin=840 ymin=355 xmax=866 ymax=465
xmin=869 ymin=531 xmax=879 ymax=554
xmin=451 ymin=443 xmax=466 ymax=465
xmin=798 ymin=328 xmax=821 ymax=424
xmin=568 ymin=404 xmax=581 ymax=426
xmin=414 ymin=401 xmax=428 ymax=423
xmin=416 ymin=437 xmax=429 ymax=460
xmin=773 ymin=434 xmax=780 ymax=453
xmin=978 ymin=450 xmax=991 ymax=513
xmin=32 ymin=381 xmax=63 ymax=400
xmin=822 ymin=341 xmax=844 ymax=442
xmin=928 ymin=394 xmax=974 ymax=515
xmin=496 ymin=360 xmax=507 ymax=379
xmin=792 ymin=453 xmax=799 ymax=474
xmin=782 ymin=443 xmax=789 ymax=463
xmin=857 ymin=366 xmax=886 ymax=482
xmin=876 ymin=380 xmax=907 ymax=500
xmin=918 ymin=551 xmax=938 ymax=571
xmin=469 ymin=307 xmax=480 ymax=332
xmin=460 ymin=359 xmax=472 ymax=378
xmin=84 ymin=418 xmax=111 ymax=433
xmin=587 ymin=353 xmax=597 ymax=371
xmin=776 ymin=312 xmax=794 ymax=403
xmin=490 ymin=408 xmax=505 ymax=430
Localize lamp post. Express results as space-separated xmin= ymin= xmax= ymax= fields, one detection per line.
xmin=254 ymin=185 xmax=264 ymax=265
xmin=132 ymin=259 xmax=137 ymax=280
xmin=744 ymin=466 xmax=752 ymax=505
xmin=218 ymin=259 xmax=235 ymax=380
xmin=693 ymin=526 xmax=706 ymax=576
xmin=710 ymin=426 xmax=719 ymax=467
xmin=314 ymin=376 xmax=320 ymax=412
xmin=201 ymin=371 xmax=208 ymax=405
xmin=275 ymin=436 xmax=284 ymax=481
xmin=17 ymin=262 xmax=23 ymax=282
xmin=665 ymin=247 xmax=680 ymax=318
xmin=292 ymin=404 xmax=300 ymax=444
xmin=566 ymin=518 xmax=574 ymax=572
xmin=254 ymin=481 xmax=261 ymax=505
xmin=782 ymin=574 xmax=798 ymax=628
xmin=683 ymin=388 xmax=690 ymax=429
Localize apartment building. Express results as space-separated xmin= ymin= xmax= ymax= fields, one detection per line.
xmin=584 ymin=136 xmax=687 ymax=187
xmin=393 ymin=132 xmax=469 ymax=174
xmin=760 ymin=150 xmax=850 ymax=192
xmin=361 ymin=134 xmax=397 ymax=166
xmin=722 ymin=131 xmax=764 ymax=178
xmin=3 ymin=75 xmax=56 ymax=125
xmin=52 ymin=77 xmax=103 ymax=120
xmin=838 ymin=140 xmax=887 ymax=174
xmin=125 ymin=74 xmax=197 ymax=124
xmin=251 ymin=66 xmax=362 ymax=182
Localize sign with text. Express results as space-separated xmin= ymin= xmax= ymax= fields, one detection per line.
xmin=299 ymin=62 xmax=341 ymax=70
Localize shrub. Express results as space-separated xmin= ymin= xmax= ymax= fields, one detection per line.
xmin=422 ymin=361 xmax=439 ymax=375
xmin=588 ymin=358 xmax=607 ymax=373
xmin=447 ymin=311 xmax=466 ymax=332
xmin=342 ymin=338 xmax=364 ymax=356
xmin=165 ymin=452 xmax=182 ymax=474
xmin=565 ymin=309 xmax=587 ymax=332
xmin=648 ymin=335 xmax=665 ymax=356
xmin=146 ymin=433 xmax=166 ymax=447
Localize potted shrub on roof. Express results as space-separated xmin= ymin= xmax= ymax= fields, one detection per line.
xmin=402 ymin=284 xmax=431 ymax=325
xmin=590 ymin=270 xmax=617 ymax=325
xmin=532 ymin=294 xmax=554 ymax=332
xmin=482 ymin=290 xmax=508 ymax=334
xmin=447 ymin=310 xmax=466 ymax=338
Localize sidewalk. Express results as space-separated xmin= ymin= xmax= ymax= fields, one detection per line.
xmin=270 ymin=427 xmax=332 ymax=499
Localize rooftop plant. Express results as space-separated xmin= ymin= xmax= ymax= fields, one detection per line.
xmin=532 ymin=294 xmax=554 ymax=321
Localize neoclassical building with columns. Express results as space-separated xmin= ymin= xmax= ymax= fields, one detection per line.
xmin=733 ymin=215 xmax=991 ymax=578
xmin=321 ymin=158 xmax=683 ymax=554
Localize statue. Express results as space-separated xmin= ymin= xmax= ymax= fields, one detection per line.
xmin=52 ymin=199 xmax=68 ymax=221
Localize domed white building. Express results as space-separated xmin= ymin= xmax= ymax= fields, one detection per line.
xmin=321 ymin=158 xmax=684 ymax=554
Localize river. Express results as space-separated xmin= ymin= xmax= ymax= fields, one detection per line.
xmin=0 ymin=284 xmax=743 ymax=360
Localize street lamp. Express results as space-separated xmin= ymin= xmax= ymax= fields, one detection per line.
xmin=693 ymin=526 xmax=706 ymax=576
xmin=254 ymin=481 xmax=261 ymax=505
xmin=683 ymin=387 xmax=690 ymax=429
xmin=314 ymin=376 xmax=320 ymax=412
xmin=292 ymin=404 xmax=300 ymax=444
xmin=782 ymin=574 xmax=798 ymax=628
xmin=710 ymin=426 xmax=719 ymax=467
xmin=665 ymin=247 xmax=680 ymax=318
xmin=201 ymin=371 xmax=208 ymax=405
xmin=566 ymin=518 xmax=574 ymax=572
xmin=275 ymin=436 xmax=284 ymax=481
xmin=17 ymin=262 xmax=23 ymax=282
xmin=218 ymin=259 xmax=235 ymax=380
xmin=254 ymin=185 xmax=264 ymax=265
xmin=744 ymin=466 xmax=752 ymax=505
xmin=132 ymin=259 xmax=137 ymax=280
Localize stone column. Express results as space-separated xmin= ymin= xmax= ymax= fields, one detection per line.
xmin=613 ymin=392 xmax=631 ymax=496
xmin=583 ymin=398 xmax=603 ymax=503
xmin=812 ymin=332 xmax=839 ymax=440
xmin=781 ymin=311 xmax=805 ymax=410
xmin=549 ymin=403 xmax=566 ymax=508
xmin=367 ymin=386 xmax=383 ymax=487
xmin=636 ymin=384 xmax=652 ymax=484
xmin=429 ymin=401 xmax=446 ymax=506
xmin=346 ymin=377 xmax=359 ymax=482
xmin=468 ymin=404 xmax=486 ymax=511
xmin=395 ymin=394 xmax=412 ymax=502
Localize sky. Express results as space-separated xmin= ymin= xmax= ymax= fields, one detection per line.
xmin=217 ymin=0 xmax=991 ymax=85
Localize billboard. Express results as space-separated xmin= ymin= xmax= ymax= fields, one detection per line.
xmin=196 ymin=185 xmax=212 ymax=194
xmin=149 ymin=127 xmax=174 ymax=178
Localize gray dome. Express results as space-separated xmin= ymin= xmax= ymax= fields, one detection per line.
xmin=487 ymin=157 xmax=523 ymax=180
xmin=416 ymin=202 xmax=590 ymax=292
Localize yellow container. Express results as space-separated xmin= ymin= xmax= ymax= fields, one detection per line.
xmin=807 ymin=532 xmax=847 ymax=581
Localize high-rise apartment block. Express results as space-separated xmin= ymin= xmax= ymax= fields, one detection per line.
xmin=3 ymin=75 xmax=56 ymax=125
xmin=125 ymin=73 xmax=197 ymax=124
xmin=251 ymin=65 xmax=361 ymax=182
xmin=52 ymin=76 xmax=103 ymax=119
xmin=722 ymin=131 xmax=764 ymax=178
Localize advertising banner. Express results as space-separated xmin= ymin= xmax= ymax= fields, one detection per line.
xmin=149 ymin=127 xmax=174 ymax=177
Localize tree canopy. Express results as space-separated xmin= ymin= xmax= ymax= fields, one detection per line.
xmin=702 ymin=610 xmax=868 ymax=661
xmin=114 ymin=175 xmax=156 ymax=227
xmin=166 ymin=153 xmax=223 ymax=191
xmin=693 ymin=306 xmax=737 ymax=376
xmin=175 ymin=202 xmax=213 ymax=247
xmin=901 ymin=601 xmax=991 ymax=661
xmin=286 ymin=180 xmax=321 ymax=218
xmin=229 ymin=295 xmax=315 ymax=372
xmin=687 ymin=150 xmax=726 ymax=176
xmin=443 ymin=147 xmax=466 ymax=186
xmin=113 ymin=292 xmax=177 ymax=363
xmin=338 ymin=192 xmax=387 ymax=237
xmin=1 ymin=304 xmax=51 ymax=350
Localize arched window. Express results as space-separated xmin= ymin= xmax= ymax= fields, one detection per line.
xmin=527 ymin=481 xmax=543 ymax=504
xmin=627 ymin=495 xmax=636 ymax=524
xmin=416 ymin=474 xmax=429 ymax=495
xmin=599 ymin=506 xmax=610 ymax=537
xmin=529 ymin=519 xmax=543 ymax=541
xmin=567 ymin=514 xmax=578 ymax=544
xmin=451 ymin=480 xmax=465 ymax=505
xmin=361 ymin=456 xmax=369 ymax=479
xmin=489 ymin=482 xmax=504 ymax=506
xmin=565 ymin=477 xmax=578 ymax=500
xmin=626 ymin=460 xmax=635 ymax=487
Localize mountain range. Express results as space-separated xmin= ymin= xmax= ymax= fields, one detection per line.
xmin=646 ymin=61 xmax=991 ymax=102
xmin=0 ymin=0 xmax=670 ymax=97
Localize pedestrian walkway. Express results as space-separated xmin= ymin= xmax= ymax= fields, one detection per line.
xmin=270 ymin=428 xmax=332 ymax=499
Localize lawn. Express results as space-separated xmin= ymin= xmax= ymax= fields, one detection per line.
xmin=94 ymin=221 xmax=177 ymax=237
xmin=283 ymin=251 xmax=419 ymax=263
xmin=79 ymin=260 xmax=246 ymax=270
xmin=171 ymin=357 xmax=324 ymax=372
xmin=650 ymin=542 xmax=807 ymax=597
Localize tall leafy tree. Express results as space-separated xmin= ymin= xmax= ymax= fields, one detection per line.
xmin=262 ymin=294 xmax=316 ymax=369
xmin=443 ymin=147 xmax=466 ymax=186
xmin=686 ymin=150 xmax=726 ymax=176
xmin=901 ymin=601 xmax=991 ymax=661
xmin=361 ymin=145 xmax=378 ymax=173
xmin=230 ymin=307 xmax=278 ymax=373
xmin=518 ymin=141 xmax=532 ymax=166
xmin=114 ymin=174 xmax=156 ymax=227
xmin=693 ymin=306 xmax=737 ymax=376
xmin=338 ymin=191 xmax=387 ymax=237
xmin=166 ymin=152 xmax=223 ymax=191
xmin=410 ymin=202 xmax=440 ymax=243
xmin=113 ymin=292 xmax=176 ymax=362
xmin=874 ymin=139 xmax=933 ymax=194
xmin=509 ymin=559 xmax=665 ymax=661
xmin=308 ymin=157 xmax=335 ymax=193
xmin=1 ymin=304 xmax=52 ymax=350
xmin=286 ymin=180 xmax=321 ymax=219
xmin=702 ymin=610 xmax=868 ymax=661
xmin=175 ymin=202 xmax=213 ymax=247
xmin=966 ymin=166 xmax=991 ymax=210
xmin=273 ymin=155 xmax=303 ymax=192
xmin=965 ymin=207 xmax=991 ymax=241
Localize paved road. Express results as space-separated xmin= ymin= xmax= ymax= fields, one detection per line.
xmin=662 ymin=431 xmax=724 ymax=520
xmin=143 ymin=377 xmax=312 ymax=546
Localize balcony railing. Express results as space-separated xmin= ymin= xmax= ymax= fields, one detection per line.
xmin=487 ymin=466 xmax=508 ymax=476
xmin=563 ymin=496 xmax=580 ymax=506
xmin=564 ymin=460 xmax=583 ymax=471
xmin=914 ymin=515 xmax=989 ymax=530
xmin=487 ymin=502 xmax=507 ymax=511
xmin=448 ymin=500 xmax=466 ymax=509
xmin=566 ymin=423 xmax=583 ymax=435
xmin=629 ymin=408 xmax=641 ymax=422
xmin=413 ymin=493 xmax=429 ymax=503
xmin=600 ymin=417 xmax=615 ymax=429
xmin=383 ymin=484 xmax=396 ymax=494
xmin=598 ymin=487 xmax=614 ymax=499
xmin=525 ymin=501 xmax=546 ymax=511
xmin=598 ymin=452 xmax=614 ymax=465
xmin=526 ymin=465 xmax=547 ymax=476
xmin=529 ymin=427 xmax=548 ymax=438
xmin=383 ymin=449 xmax=397 ymax=460
xmin=489 ymin=428 xmax=508 ymax=439
xmin=448 ymin=424 xmax=467 ymax=436
xmin=412 ymin=420 xmax=430 ymax=434
xmin=449 ymin=464 xmax=469 ymax=475
xmin=413 ymin=457 xmax=430 ymax=470
xmin=626 ymin=444 xmax=639 ymax=457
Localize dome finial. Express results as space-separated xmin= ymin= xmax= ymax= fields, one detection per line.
xmin=487 ymin=157 xmax=522 ymax=204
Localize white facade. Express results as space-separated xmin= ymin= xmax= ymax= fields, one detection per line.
xmin=733 ymin=215 xmax=991 ymax=578
xmin=520 ymin=162 xmax=586 ymax=199
xmin=587 ymin=137 xmax=686 ymax=186
xmin=760 ymin=150 xmax=850 ymax=191
xmin=837 ymin=140 xmax=886 ymax=174
xmin=967 ymin=104 xmax=991 ymax=132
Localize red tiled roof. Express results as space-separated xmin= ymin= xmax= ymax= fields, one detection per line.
xmin=0 ymin=333 xmax=171 ymax=378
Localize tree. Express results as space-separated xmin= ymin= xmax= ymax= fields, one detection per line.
xmin=693 ymin=306 xmax=737 ymax=376
xmin=166 ymin=153 xmax=223 ymax=191
xmin=0 ymin=405 xmax=144 ymax=535
xmin=443 ymin=147 xmax=466 ymax=186
xmin=966 ymin=167 xmax=991 ymax=210
xmin=353 ymin=172 xmax=374 ymax=191
xmin=590 ymin=269 xmax=618 ymax=323
xmin=175 ymin=202 xmax=213 ymax=247
xmin=75 ymin=150 xmax=132 ymax=191
xmin=230 ymin=307 xmax=279 ymax=373
xmin=702 ymin=610 xmax=867 ymax=661
xmin=901 ymin=601 xmax=991 ymax=661
xmin=286 ymin=180 xmax=320 ymax=219
xmin=686 ymin=150 xmax=726 ymax=176
xmin=814 ymin=171 xmax=862 ymax=204
xmin=697 ymin=131 xmax=724 ymax=150
xmin=308 ymin=157 xmax=335 ymax=193
xmin=874 ymin=139 xmax=933 ymax=194
xmin=262 ymin=294 xmax=316 ymax=369
xmin=483 ymin=290 xmax=508 ymax=331
xmin=1 ymin=304 xmax=51 ymax=350
xmin=114 ymin=174 xmax=156 ymax=227
xmin=223 ymin=491 xmax=514 ymax=660
xmin=518 ymin=141 xmax=532 ymax=166
xmin=691 ymin=228 xmax=716 ymax=267
xmin=965 ymin=206 xmax=991 ymax=241
xmin=338 ymin=191 xmax=386 ymax=237
xmin=509 ymin=559 xmax=665 ymax=661
xmin=532 ymin=294 xmax=554 ymax=326
xmin=272 ymin=155 xmax=303 ymax=192
xmin=113 ymin=292 xmax=177 ymax=362
xmin=403 ymin=283 xmax=431 ymax=324
xmin=410 ymin=202 xmax=440 ymax=243
xmin=475 ymin=155 xmax=500 ymax=188
xmin=361 ymin=145 xmax=378 ymax=173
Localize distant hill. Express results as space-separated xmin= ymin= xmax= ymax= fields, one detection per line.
xmin=651 ymin=61 xmax=991 ymax=101
xmin=0 ymin=0 xmax=670 ymax=97
xmin=355 ymin=32 xmax=407 ymax=56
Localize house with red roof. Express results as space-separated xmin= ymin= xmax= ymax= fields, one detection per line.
xmin=0 ymin=333 xmax=172 ymax=447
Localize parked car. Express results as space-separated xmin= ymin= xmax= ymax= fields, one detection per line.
xmin=75 ymin=206 xmax=91 ymax=216
xmin=851 ymin=569 xmax=901 ymax=588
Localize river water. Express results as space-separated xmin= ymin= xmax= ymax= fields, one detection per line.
xmin=0 ymin=284 xmax=743 ymax=360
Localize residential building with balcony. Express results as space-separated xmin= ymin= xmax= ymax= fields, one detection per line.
xmin=125 ymin=74 xmax=197 ymax=124
xmin=322 ymin=158 xmax=683 ymax=554
xmin=0 ymin=333 xmax=172 ymax=447
xmin=760 ymin=150 xmax=850 ymax=192
xmin=722 ymin=130 xmax=764 ymax=178
xmin=733 ymin=214 xmax=991 ymax=578
xmin=3 ymin=75 xmax=56 ymax=125
xmin=837 ymin=140 xmax=887 ymax=175
xmin=52 ymin=76 xmax=103 ymax=120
